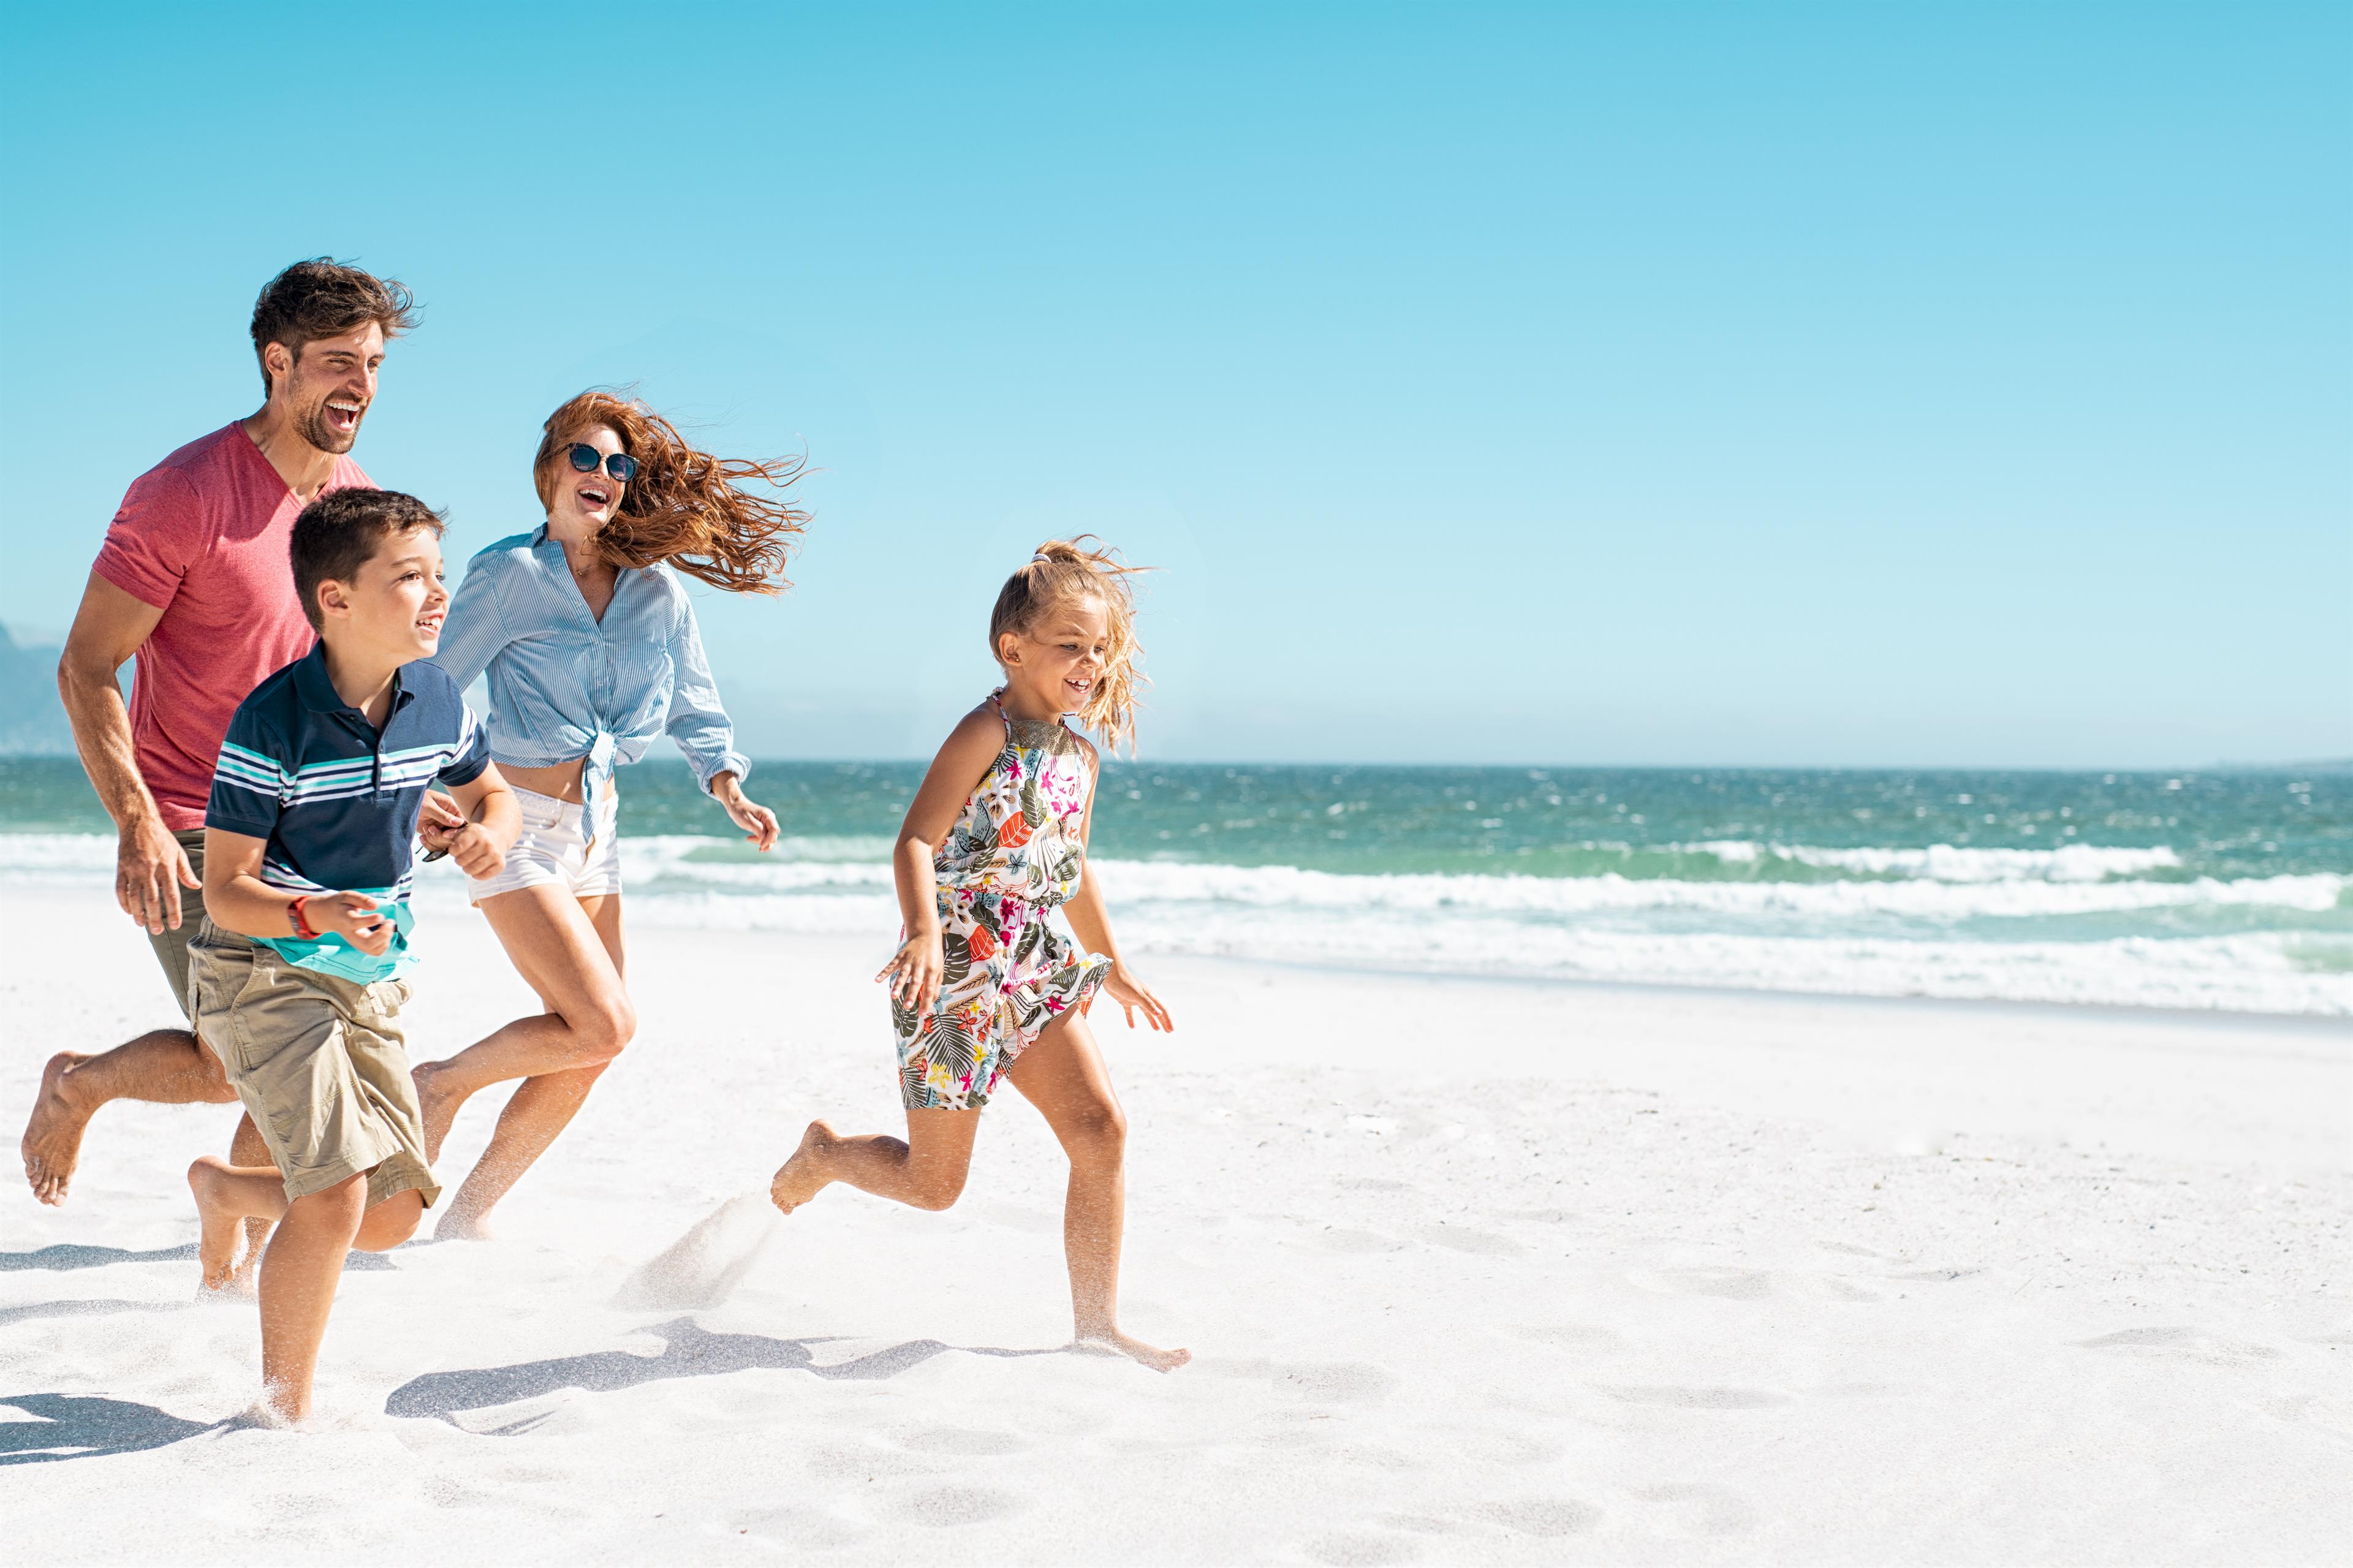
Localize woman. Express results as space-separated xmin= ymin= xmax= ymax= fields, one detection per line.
xmin=415 ymin=390 xmax=804 ymax=1238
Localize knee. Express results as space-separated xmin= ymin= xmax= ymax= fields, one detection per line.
xmin=567 ymin=994 xmax=636 ymax=1064
xmin=908 ymin=1167 xmax=970 ymax=1212
xmin=287 ymin=1175 xmax=368 ymax=1231
xmin=1067 ymin=1104 xmax=1128 ymax=1168
xmin=354 ymin=1192 xmax=423 ymax=1252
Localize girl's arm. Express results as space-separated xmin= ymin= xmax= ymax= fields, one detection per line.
xmin=200 ymin=828 xmax=396 ymax=954
xmin=879 ymin=706 xmax=1006 ymax=1013
xmin=662 ymin=592 xmax=777 ymax=851
xmin=1058 ymin=747 xmax=1173 ymax=1032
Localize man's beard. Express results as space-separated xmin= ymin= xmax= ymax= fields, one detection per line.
xmin=292 ymin=389 xmax=360 ymax=455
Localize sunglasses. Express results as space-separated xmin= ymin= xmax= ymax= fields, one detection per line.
xmin=564 ymin=443 xmax=638 ymax=483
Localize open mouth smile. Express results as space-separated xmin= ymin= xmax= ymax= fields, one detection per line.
xmin=577 ymin=484 xmax=613 ymax=510
xmin=325 ymin=399 xmax=363 ymax=433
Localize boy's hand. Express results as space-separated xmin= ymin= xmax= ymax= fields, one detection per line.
xmin=305 ymin=892 xmax=395 ymax=956
xmin=439 ymin=823 xmax=507 ymax=879
xmin=1102 ymin=961 xmax=1173 ymax=1032
xmin=877 ymin=929 xmax=945 ymax=1014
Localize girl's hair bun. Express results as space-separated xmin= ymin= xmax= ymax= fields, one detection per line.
xmin=991 ymin=536 xmax=1155 ymax=754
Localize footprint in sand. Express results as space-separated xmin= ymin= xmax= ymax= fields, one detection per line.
xmin=2074 ymin=1327 xmax=2283 ymax=1366
xmin=1597 ymin=1385 xmax=1790 ymax=1410
xmin=729 ymin=1507 xmax=865 ymax=1549
xmin=895 ymin=1486 xmax=1021 ymax=1527
xmin=1634 ymin=1482 xmax=1756 ymax=1537
xmin=1414 ymin=1223 xmax=1523 ymax=1257
xmin=1203 ymin=1358 xmax=1396 ymax=1404
xmin=1475 ymin=1498 xmax=1599 ymax=1537
xmin=1626 ymin=1267 xmax=1772 ymax=1300
xmin=1315 ymin=1227 xmax=1402 ymax=1254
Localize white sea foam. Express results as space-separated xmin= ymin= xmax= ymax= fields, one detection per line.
xmin=1673 ymin=841 xmax=2183 ymax=882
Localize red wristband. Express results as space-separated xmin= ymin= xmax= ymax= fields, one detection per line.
xmin=289 ymin=896 xmax=319 ymax=941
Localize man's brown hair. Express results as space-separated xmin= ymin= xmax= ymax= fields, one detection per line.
xmin=289 ymin=488 xmax=445 ymax=632
xmin=249 ymin=259 xmax=420 ymax=395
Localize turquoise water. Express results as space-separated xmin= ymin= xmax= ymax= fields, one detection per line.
xmin=4 ymin=757 xmax=2346 ymax=1012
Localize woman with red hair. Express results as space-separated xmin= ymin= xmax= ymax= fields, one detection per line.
xmin=415 ymin=391 xmax=805 ymax=1237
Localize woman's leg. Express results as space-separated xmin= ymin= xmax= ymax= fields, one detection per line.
xmin=1006 ymin=1010 xmax=1189 ymax=1371
xmin=413 ymin=888 xmax=632 ymax=1237
xmin=771 ymin=1105 xmax=982 ymax=1213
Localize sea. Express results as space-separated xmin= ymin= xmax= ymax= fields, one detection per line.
xmin=2 ymin=757 xmax=2346 ymax=1016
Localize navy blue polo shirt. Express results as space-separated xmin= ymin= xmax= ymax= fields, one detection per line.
xmin=207 ymin=642 xmax=489 ymax=980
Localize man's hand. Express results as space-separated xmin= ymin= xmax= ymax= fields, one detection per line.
xmin=117 ymin=813 xmax=198 ymax=934
xmin=303 ymin=892 xmax=395 ymax=956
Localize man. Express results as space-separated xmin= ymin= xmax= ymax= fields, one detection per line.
xmin=21 ymin=259 xmax=420 ymax=1219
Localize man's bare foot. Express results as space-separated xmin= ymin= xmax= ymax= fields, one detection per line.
xmin=188 ymin=1157 xmax=248 ymax=1292
xmin=1075 ymin=1327 xmax=1192 ymax=1373
xmin=434 ymin=1206 xmax=496 ymax=1242
xmin=412 ymin=1061 xmax=467 ymax=1165
xmin=768 ymin=1121 xmax=838 ymax=1214
xmin=21 ymin=1053 xmax=95 ymax=1205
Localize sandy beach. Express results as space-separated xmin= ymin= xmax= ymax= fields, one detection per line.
xmin=2 ymin=876 xmax=2347 ymax=1564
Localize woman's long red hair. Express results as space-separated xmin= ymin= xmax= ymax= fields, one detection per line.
xmin=535 ymin=390 xmax=808 ymax=593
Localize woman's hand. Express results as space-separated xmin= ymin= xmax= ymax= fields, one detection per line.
xmin=711 ymin=774 xmax=779 ymax=852
xmin=1101 ymin=960 xmax=1173 ymax=1032
xmin=415 ymin=790 xmax=467 ymax=861
xmin=877 ymin=929 xmax=945 ymax=1014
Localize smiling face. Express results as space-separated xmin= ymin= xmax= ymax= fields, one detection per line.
xmin=996 ymin=593 xmax=1111 ymax=718
xmin=314 ymin=525 xmax=450 ymax=664
xmin=544 ymin=422 xmax=628 ymax=536
xmin=267 ymin=322 xmax=387 ymax=456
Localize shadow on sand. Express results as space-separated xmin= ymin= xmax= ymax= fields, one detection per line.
xmin=0 ymin=1393 xmax=224 ymax=1465
xmin=385 ymin=1317 xmax=1055 ymax=1432
xmin=0 ymin=1243 xmax=197 ymax=1273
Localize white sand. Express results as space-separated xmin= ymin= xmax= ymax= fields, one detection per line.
xmin=2 ymin=878 xmax=2347 ymax=1564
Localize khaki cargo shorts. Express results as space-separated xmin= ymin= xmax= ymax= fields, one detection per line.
xmin=186 ymin=922 xmax=439 ymax=1209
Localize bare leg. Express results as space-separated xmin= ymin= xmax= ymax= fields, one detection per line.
xmin=770 ymin=1107 xmax=982 ymax=1213
xmin=23 ymin=1028 xmax=235 ymax=1203
xmin=221 ymin=1113 xmax=275 ymax=1295
xmin=416 ymin=889 xmax=631 ymax=1238
xmin=1007 ymin=1012 xmax=1189 ymax=1372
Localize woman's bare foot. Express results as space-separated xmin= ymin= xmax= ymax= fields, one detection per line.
xmin=433 ymin=1205 xmax=497 ymax=1243
xmin=187 ymin=1157 xmax=249 ymax=1292
xmin=1075 ymin=1326 xmax=1192 ymax=1373
xmin=768 ymin=1121 xmax=838 ymax=1214
xmin=412 ymin=1061 xmax=468 ymax=1165
xmin=21 ymin=1053 xmax=94 ymax=1205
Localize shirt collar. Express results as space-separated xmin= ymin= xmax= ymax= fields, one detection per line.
xmin=293 ymin=640 xmax=413 ymax=719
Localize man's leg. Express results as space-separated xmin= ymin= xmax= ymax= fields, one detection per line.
xmin=22 ymin=1028 xmax=237 ymax=1203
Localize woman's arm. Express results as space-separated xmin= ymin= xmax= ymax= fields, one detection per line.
xmin=877 ymin=707 xmax=1005 ymax=1013
xmin=1058 ymin=746 xmax=1173 ymax=1032
xmin=200 ymin=828 xmax=396 ymax=954
xmin=661 ymin=594 xmax=777 ymax=849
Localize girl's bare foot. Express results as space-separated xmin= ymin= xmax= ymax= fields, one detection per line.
xmin=412 ymin=1061 xmax=467 ymax=1165
xmin=768 ymin=1121 xmax=838 ymax=1213
xmin=1075 ymin=1326 xmax=1191 ymax=1373
xmin=21 ymin=1052 xmax=94 ymax=1205
xmin=187 ymin=1157 xmax=248 ymax=1292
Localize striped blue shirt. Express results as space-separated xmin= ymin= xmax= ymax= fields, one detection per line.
xmin=206 ymin=642 xmax=489 ymax=980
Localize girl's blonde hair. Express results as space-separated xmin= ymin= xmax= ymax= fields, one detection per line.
xmin=990 ymin=537 xmax=1153 ymax=754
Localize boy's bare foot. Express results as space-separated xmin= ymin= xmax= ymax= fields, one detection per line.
xmin=768 ymin=1121 xmax=838 ymax=1214
xmin=1075 ymin=1327 xmax=1192 ymax=1373
xmin=412 ymin=1061 xmax=466 ymax=1165
xmin=21 ymin=1052 xmax=94 ymax=1205
xmin=188 ymin=1157 xmax=248 ymax=1292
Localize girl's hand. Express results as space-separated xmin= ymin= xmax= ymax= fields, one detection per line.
xmin=306 ymin=892 xmax=395 ymax=956
xmin=877 ymin=930 xmax=945 ymax=1013
xmin=713 ymin=776 xmax=780 ymax=853
xmin=1102 ymin=960 xmax=1173 ymax=1032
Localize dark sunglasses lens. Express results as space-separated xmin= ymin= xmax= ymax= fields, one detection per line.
xmin=566 ymin=443 xmax=600 ymax=472
xmin=605 ymin=453 xmax=639 ymax=482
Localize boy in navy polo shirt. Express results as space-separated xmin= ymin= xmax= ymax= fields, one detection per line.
xmin=184 ymin=488 xmax=518 ymax=1424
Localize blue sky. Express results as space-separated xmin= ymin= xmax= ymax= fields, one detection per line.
xmin=2 ymin=1 xmax=2345 ymax=766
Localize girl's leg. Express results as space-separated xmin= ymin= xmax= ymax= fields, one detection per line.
xmin=414 ymin=888 xmax=632 ymax=1238
xmin=771 ymin=1106 xmax=982 ymax=1213
xmin=1006 ymin=1011 xmax=1189 ymax=1371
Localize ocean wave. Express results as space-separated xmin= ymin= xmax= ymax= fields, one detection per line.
xmin=1673 ymin=841 xmax=2181 ymax=882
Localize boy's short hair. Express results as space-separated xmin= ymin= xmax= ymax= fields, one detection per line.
xmin=289 ymin=488 xmax=446 ymax=632
xmin=249 ymin=259 xmax=420 ymax=395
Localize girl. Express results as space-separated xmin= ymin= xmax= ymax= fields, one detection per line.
xmin=768 ymin=539 xmax=1188 ymax=1371
xmin=415 ymin=391 xmax=804 ymax=1238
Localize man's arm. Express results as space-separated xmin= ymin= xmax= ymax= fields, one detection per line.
xmin=58 ymin=570 xmax=189 ymax=934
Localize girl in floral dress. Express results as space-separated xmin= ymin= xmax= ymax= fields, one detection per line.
xmin=768 ymin=539 xmax=1187 ymax=1371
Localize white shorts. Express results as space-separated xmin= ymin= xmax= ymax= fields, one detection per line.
xmin=466 ymin=785 xmax=621 ymax=904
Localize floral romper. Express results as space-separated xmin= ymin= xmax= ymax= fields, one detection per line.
xmin=892 ymin=692 xmax=1112 ymax=1110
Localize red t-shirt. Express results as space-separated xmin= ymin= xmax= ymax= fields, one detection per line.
xmin=92 ymin=423 xmax=374 ymax=831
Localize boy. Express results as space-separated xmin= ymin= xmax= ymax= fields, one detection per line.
xmin=184 ymin=487 xmax=518 ymax=1423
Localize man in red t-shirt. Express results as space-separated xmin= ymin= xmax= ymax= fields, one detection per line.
xmin=21 ymin=259 xmax=421 ymax=1211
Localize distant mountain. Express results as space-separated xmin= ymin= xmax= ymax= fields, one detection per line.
xmin=0 ymin=626 xmax=77 ymax=756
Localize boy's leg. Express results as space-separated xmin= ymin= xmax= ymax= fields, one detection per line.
xmin=258 ymin=1174 xmax=368 ymax=1422
xmin=1006 ymin=1012 xmax=1189 ymax=1371
xmin=771 ymin=1106 xmax=982 ymax=1213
